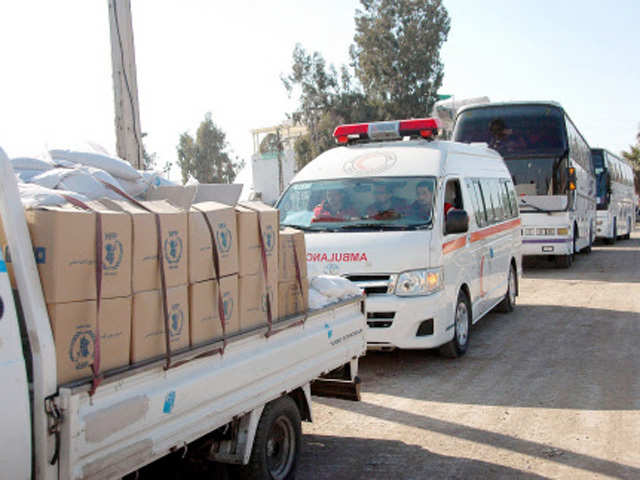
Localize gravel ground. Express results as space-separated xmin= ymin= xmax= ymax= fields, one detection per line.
xmin=298 ymin=230 xmax=640 ymax=479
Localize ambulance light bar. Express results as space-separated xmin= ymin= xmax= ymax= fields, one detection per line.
xmin=333 ymin=118 xmax=442 ymax=144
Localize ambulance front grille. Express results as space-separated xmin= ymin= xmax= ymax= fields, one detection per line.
xmin=345 ymin=275 xmax=391 ymax=295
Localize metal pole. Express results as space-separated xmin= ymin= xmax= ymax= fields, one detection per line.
xmin=108 ymin=0 xmax=144 ymax=169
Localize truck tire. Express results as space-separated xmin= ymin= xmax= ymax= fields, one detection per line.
xmin=496 ymin=264 xmax=517 ymax=313
xmin=237 ymin=396 xmax=302 ymax=480
xmin=439 ymin=291 xmax=471 ymax=358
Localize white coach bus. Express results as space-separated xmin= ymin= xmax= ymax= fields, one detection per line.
xmin=591 ymin=148 xmax=635 ymax=243
xmin=277 ymin=118 xmax=522 ymax=357
xmin=453 ymin=102 xmax=596 ymax=268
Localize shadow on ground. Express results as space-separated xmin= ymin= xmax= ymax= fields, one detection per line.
xmin=358 ymin=303 xmax=640 ymax=411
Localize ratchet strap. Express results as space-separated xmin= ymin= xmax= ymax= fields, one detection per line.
xmin=192 ymin=204 xmax=227 ymax=353
xmin=61 ymin=195 xmax=104 ymax=396
xmin=101 ymin=181 xmax=174 ymax=370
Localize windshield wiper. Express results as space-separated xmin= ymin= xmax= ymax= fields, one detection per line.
xmin=519 ymin=198 xmax=552 ymax=215
xmin=280 ymin=223 xmax=340 ymax=232
xmin=335 ymin=223 xmax=411 ymax=231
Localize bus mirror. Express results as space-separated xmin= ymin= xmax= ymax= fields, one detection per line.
xmin=445 ymin=209 xmax=469 ymax=235
xmin=567 ymin=167 xmax=576 ymax=191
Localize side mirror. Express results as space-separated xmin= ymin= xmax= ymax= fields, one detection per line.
xmin=445 ymin=209 xmax=469 ymax=235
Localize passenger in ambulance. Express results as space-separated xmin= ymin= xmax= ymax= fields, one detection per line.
xmin=409 ymin=181 xmax=434 ymax=220
xmin=312 ymin=189 xmax=357 ymax=222
xmin=366 ymin=183 xmax=408 ymax=220
xmin=444 ymin=181 xmax=459 ymax=216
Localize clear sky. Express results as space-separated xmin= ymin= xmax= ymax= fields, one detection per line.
xmin=1 ymin=0 xmax=638 ymax=181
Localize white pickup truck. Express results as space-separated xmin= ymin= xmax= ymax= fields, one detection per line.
xmin=0 ymin=149 xmax=366 ymax=480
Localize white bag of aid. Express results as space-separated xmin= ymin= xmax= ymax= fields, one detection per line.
xmin=310 ymin=275 xmax=363 ymax=300
xmin=49 ymin=145 xmax=141 ymax=181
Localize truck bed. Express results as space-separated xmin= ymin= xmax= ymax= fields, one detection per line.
xmin=56 ymin=297 xmax=365 ymax=480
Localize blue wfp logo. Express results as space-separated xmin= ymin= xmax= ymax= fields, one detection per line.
xmin=103 ymin=232 xmax=123 ymax=272
xmin=263 ymin=225 xmax=275 ymax=253
xmin=216 ymin=223 xmax=232 ymax=254
xmin=69 ymin=330 xmax=96 ymax=370
xmin=169 ymin=303 xmax=184 ymax=338
xmin=164 ymin=231 xmax=183 ymax=266
xmin=223 ymin=291 xmax=234 ymax=322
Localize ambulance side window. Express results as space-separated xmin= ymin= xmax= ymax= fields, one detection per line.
xmin=479 ymin=179 xmax=495 ymax=223
xmin=467 ymin=179 xmax=488 ymax=227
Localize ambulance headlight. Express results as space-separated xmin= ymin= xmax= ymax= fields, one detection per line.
xmin=393 ymin=268 xmax=444 ymax=296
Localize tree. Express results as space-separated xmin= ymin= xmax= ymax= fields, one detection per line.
xmin=283 ymin=0 xmax=450 ymax=168
xmin=622 ymin=126 xmax=640 ymax=193
xmin=350 ymin=0 xmax=450 ymax=119
xmin=176 ymin=113 xmax=240 ymax=184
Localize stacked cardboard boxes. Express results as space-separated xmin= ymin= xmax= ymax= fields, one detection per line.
xmin=25 ymin=203 xmax=132 ymax=384
xmin=188 ymin=202 xmax=239 ymax=346
xmin=235 ymin=202 xmax=279 ymax=330
xmin=105 ymin=199 xmax=190 ymax=364
xmin=278 ymin=228 xmax=309 ymax=317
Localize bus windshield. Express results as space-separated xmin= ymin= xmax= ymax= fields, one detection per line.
xmin=277 ymin=177 xmax=436 ymax=231
xmin=591 ymin=149 xmax=608 ymax=208
xmin=453 ymin=105 xmax=567 ymax=158
xmin=454 ymin=105 xmax=570 ymax=197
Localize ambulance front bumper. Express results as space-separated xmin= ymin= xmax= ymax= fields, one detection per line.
xmin=364 ymin=291 xmax=452 ymax=350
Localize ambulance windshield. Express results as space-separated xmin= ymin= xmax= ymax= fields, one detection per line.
xmin=277 ymin=177 xmax=436 ymax=231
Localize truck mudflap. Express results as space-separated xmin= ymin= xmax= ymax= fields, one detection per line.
xmin=311 ymin=357 xmax=362 ymax=401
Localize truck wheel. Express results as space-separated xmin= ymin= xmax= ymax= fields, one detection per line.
xmin=439 ymin=291 xmax=471 ymax=358
xmin=496 ymin=264 xmax=517 ymax=313
xmin=238 ymin=396 xmax=301 ymax=480
xmin=556 ymin=232 xmax=575 ymax=268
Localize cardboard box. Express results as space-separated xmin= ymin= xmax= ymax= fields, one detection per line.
xmin=131 ymin=285 xmax=190 ymax=363
xmin=48 ymin=296 xmax=131 ymax=385
xmin=278 ymin=278 xmax=309 ymax=318
xmin=103 ymin=199 xmax=187 ymax=292
xmin=146 ymin=185 xmax=197 ymax=210
xmin=189 ymin=202 xmax=239 ymax=283
xmin=238 ymin=274 xmax=277 ymax=331
xmin=278 ymin=228 xmax=307 ymax=283
xmin=235 ymin=202 xmax=278 ymax=278
xmin=25 ymin=204 xmax=132 ymax=304
xmin=189 ymin=275 xmax=239 ymax=346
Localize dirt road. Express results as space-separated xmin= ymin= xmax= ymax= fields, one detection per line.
xmin=298 ymin=231 xmax=640 ymax=479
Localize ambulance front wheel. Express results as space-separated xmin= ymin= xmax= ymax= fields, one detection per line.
xmin=439 ymin=291 xmax=471 ymax=359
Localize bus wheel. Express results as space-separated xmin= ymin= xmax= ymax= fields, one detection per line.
xmin=623 ymin=218 xmax=631 ymax=240
xmin=556 ymin=234 xmax=575 ymax=268
xmin=496 ymin=264 xmax=517 ymax=313
xmin=583 ymin=225 xmax=593 ymax=254
xmin=237 ymin=396 xmax=301 ymax=480
xmin=605 ymin=218 xmax=617 ymax=244
xmin=439 ymin=291 xmax=471 ymax=358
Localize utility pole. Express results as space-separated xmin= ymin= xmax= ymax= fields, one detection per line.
xmin=108 ymin=0 xmax=144 ymax=169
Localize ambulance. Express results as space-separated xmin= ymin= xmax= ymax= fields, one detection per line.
xmin=277 ymin=118 xmax=522 ymax=356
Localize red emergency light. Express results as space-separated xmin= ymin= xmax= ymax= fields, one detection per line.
xmin=333 ymin=118 xmax=441 ymax=144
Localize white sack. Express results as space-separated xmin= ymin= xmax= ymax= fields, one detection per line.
xmin=310 ymin=275 xmax=363 ymax=299
xmin=18 ymin=183 xmax=89 ymax=208
xmin=82 ymin=166 xmax=126 ymax=192
xmin=308 ymin=288 xmax=336 ymax=310
xmin=31 ymin=168 xmax=72 ymax=189
xmin=118 ymin=177 xmax=148 ymax=197
xmin=11 ymin=156 xmax=54 ymax=171
xmin=49 ymin=148 xmax=141 ymax=180
xmin=140 ymin=170 xmax=176 ymax=186
xmin=15 ymin=169 xmax=45 ymax=183
xmin=57 ymin=170 xmax=121 ymax=201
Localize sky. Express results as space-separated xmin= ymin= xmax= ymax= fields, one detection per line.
xmin=1 ymin=0 xmax=639 ymax=182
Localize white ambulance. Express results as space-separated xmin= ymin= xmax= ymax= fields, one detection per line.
xmin=278 ymin=118 xmax=522 ymax=356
